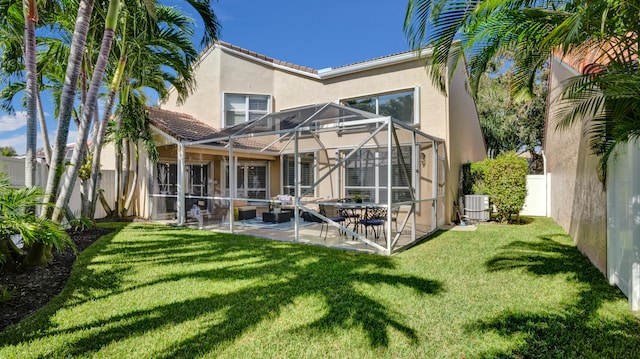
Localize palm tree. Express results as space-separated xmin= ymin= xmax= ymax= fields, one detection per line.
xmin=87 ymin=2 xmax=199 ymax=219
xmin=43 ymin=0 xmax=219 ymax=223
xmin=0 ymin=172 xmax=73 ymax=270
xmin=404 ymin=0 xmax=640 ymax=180
xmin=49 ymin=0 xmax=122 ymax=222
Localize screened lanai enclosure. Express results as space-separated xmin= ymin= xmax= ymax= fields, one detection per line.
xmin=148 ymin=103 xmax=445 ymax=255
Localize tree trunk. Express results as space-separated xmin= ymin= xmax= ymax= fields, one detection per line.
xmin=24 ymin=0 xmax=38 ymax=188
xmin=120 ymin=140 xmax=131 ymax=215
xmin=121 ymin=145 xmax=139 ymax=217
xmin=52 ymin=0 xmax=121 ymax=223
xmin=114 ymin=150 xmax=121 ymax=216
xmin=88 ymin=57 xmax=126 ymax=219
xmin=98 ymin=190 xmax=114 ymax=217
xmin=37 ymin=92 xmax=51 ymax=166
xmin=23 ymin=242 xmax=51 ymax=267
xmin=81 ymin=178 xmax=90 ymax=218
xmin=42 ymin=0 xmax=95 ymax=219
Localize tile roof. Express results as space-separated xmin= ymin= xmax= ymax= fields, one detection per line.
xmin=218 ymin=41 xmax=318 ymax=74
xmin=147 ymin=107 xmax=218 ymax=142
xmin=209 ymin=41 xmax=417 ymax=76
xmin=329 ymin=50 xmax=415 ymax=70
xmin=555 ymin=37 xmax=638 ymax=74
xmin=148 ymin=107 xmax=280 ymax=152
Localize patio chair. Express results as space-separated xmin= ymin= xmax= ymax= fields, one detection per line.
xmin=391 ymin=205 xmax=399 ymax=232
xmin=338 ymin=198 xmax=360 ymax=232
xmin=359 ymin=206 xmax=387 ymax=242
xmin=319 ymin=204 xmax=346 ymax=240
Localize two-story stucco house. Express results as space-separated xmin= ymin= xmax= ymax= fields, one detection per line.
xmin=112 ymin=41 xmax=485 ymax=254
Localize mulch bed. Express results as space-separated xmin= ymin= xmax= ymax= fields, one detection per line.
xmin=0 ymin=227 xmax=114 ymax=331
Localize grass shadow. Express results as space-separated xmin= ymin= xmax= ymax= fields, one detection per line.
xmin=469 ymin=233 xmax=640 ymax=357
xmin=0 ymin=223 xmax=443 ymax=357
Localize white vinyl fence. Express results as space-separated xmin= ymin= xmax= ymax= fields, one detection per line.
xmin=607 ymin=140 xmax=640 ymax=311
xmin=520 ymin=174 xmax=549 ymax=217
xmin=0 ymin=155 xmax=113 ymax=219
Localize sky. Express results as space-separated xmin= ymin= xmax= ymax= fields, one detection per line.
xmin=0 ymin=0 xmax=412 ymax=155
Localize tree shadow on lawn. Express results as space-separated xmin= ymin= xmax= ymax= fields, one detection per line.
xmin=0 ymin=224 xmax=443 ymax=357
xmin=468 ymin=234 xmax=640 ymax=358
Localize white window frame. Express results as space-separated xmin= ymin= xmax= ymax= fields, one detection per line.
xmin=222 ymin=93 xmax=272 ymax=128
xmin=341 ymin=146 xmax=415 ymax=203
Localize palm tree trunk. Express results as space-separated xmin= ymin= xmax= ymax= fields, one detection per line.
xmin=51 ymin=0 xmax=121 ymax=222
xmin=120 ymin=139 xmax=131 ymax=215
xmin=114 ymin=150 xmax=121 ymax=216
xmin=23 ymin=0 xmax=38 ymax=188
xmin=37 ymin=92 xmax=51 ymax=166
xmin=42 ymin=0 xmax=95 ymax=219
xmin=98 ymin=190 xmax=113 ymax=217
xmin=121 ymin=144 xmax=138 ymax=217
xmin=23 ymin=242 xmax=51 ymax=267
xmin=88 ymin=57 xmax=126 ymax=219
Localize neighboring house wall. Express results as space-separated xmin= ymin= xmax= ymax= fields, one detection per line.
xmin=545 ymin=56 xmax=607 ymax=273
xmin=160 ymin=43 xmax=485 ymax=224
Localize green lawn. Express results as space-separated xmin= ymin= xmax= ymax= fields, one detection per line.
xmin=1 ymin=218 xmax=638 ymax=358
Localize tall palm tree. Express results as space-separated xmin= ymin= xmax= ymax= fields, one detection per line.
xmin=38 ymin=0 xmax=217 ymax=221
xmin=87 ymin=3 xmax=198 ymax=218
xmin=47 ymin=0 xmax=219 ymax=223
xmin=50 ymin=0 xmax=121 ymax=222
xmin=404 ymin=0 xmax=640 ymax=180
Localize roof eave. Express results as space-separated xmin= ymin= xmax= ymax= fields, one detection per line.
xmin=317 ymin=48 xmax=434 ymax=79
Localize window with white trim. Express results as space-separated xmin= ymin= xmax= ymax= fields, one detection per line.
xmin=343 ymin=147 xmax=413 ymax=203
xmin=342 ymin=89 xmax=415 ymax=124
xmin=224 ymin=94 xmax=270 ymax=127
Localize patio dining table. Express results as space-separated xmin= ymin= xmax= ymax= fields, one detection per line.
xmin=335 ymin=202 xmax=388 ymax=236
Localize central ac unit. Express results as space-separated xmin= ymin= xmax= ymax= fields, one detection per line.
xmin=464 ymin=195 xmax=490 ymax=221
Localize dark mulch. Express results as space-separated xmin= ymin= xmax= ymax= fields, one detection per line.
xmin=0 ymin=227 xmax=114 ymax=331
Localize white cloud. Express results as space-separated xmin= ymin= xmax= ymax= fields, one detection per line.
xmin=0 ymin=111 xmax=27 ymax=132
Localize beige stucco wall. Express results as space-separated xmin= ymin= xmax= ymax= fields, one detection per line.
xmin=545 ymin=56 xmax=607 ymax=273
xmin=155 ymin=44 xmax=485 ymax=224
xmin=446 ymin=58 xmax=486 ymax=222
xmin=164 ymin=46 xmax=449 ymax=136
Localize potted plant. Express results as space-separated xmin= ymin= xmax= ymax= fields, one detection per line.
xmin=271 ymin=200 xmax=281 ymax=214
xmin=353 ymin=193 xmax=364 ymax=203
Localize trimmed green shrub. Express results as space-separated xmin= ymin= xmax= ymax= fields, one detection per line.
xmin=470 ymin=160 xmax=489 ymax=195
xmin=484 ymin=152 xmax=528 ymax=223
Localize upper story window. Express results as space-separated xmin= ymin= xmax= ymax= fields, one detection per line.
xmin=342 ymin=89 xmax=416 ymax=124
xmin=224 ymin=94 xmax=270 ymax=127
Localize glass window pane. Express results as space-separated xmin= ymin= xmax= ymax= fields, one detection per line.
xmin=248 ymin=112 xmax=264 ymax=122
xmin=379 ymin=91 xmax=414 ymax=123
xmin=225 ymin=95 xmax=246 ymax=110
xmin=344 ymin=97 xmax=376 ymax=114
xmin=249 ymin=96 xmax=268 ymax=111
